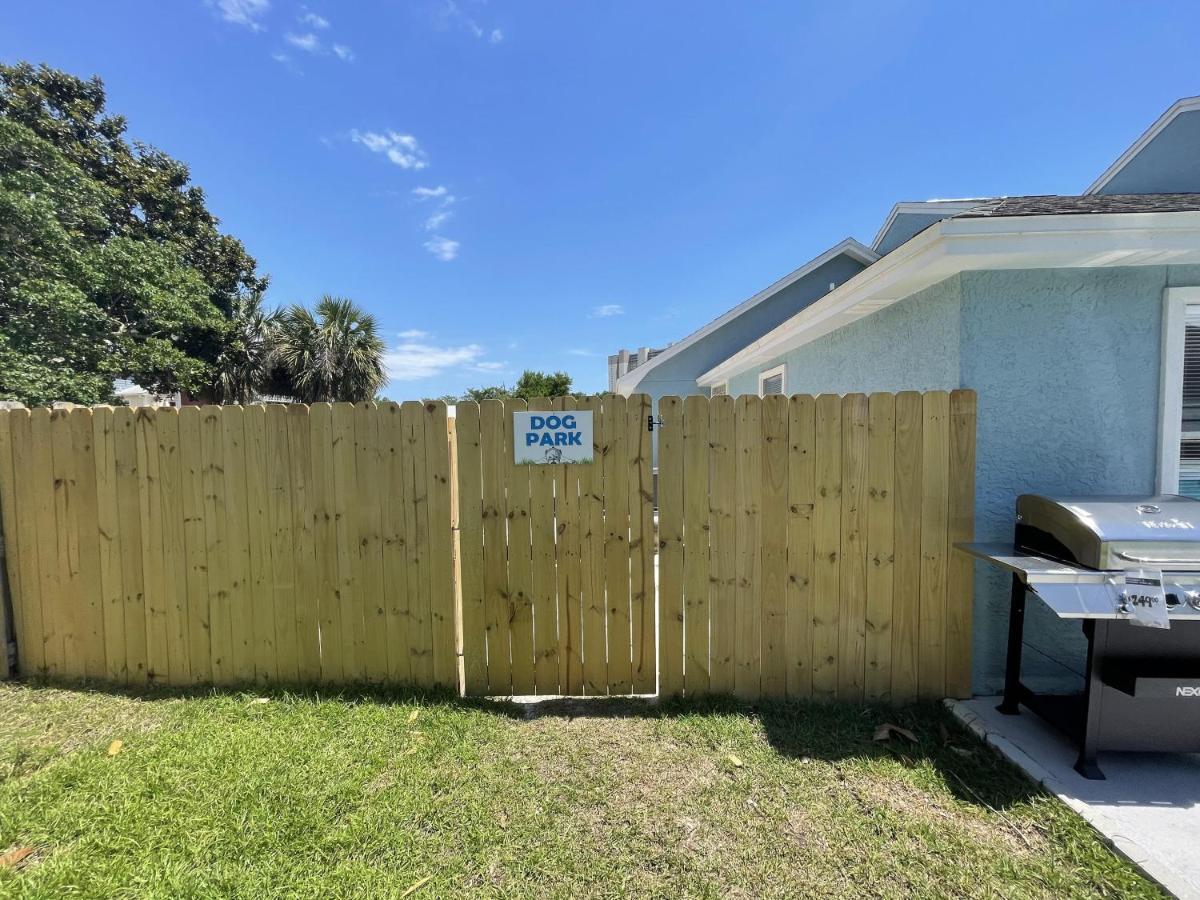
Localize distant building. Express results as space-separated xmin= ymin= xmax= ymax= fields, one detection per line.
xmin=607 ymin=346 xmax=666 ymax=392
xmin=112 ymin=379 xmax=180 ymax=408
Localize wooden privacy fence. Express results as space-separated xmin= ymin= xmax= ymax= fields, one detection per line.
xmin=0 ymin=402 xmax=456 ymax=687
xmin=0 ymin=390 xmax=976 ymax=702
xmin=454 ymin=395 xmax=656 ymax=697
xmin=656 ymin=390 xmax=976 ymax=702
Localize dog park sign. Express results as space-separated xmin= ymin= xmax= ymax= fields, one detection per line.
xmin=513 ymin=410 xmax=593 ymax=465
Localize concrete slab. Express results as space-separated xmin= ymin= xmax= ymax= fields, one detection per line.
xmin=950 ymin=697 xmax=1200 ymax=899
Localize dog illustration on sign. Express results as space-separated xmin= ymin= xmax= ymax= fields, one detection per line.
xmin=543 ymin=447 xmax=563 ymax=464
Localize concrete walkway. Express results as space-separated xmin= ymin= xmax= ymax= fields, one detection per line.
xmin=950 ymin=697 xmax=1200 ymax=899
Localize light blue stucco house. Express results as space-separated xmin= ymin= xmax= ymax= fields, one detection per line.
xmin=619 ymin=96 xmax=1200 ymax=696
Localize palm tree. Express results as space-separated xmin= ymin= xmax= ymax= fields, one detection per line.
xmin=275 ymin=296 xmax=386 ymax=403
xmin=213 ymin=291 xmax=282 ymax=403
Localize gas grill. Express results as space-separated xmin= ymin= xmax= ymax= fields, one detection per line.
xmin=960 ymin=495 xmax=1200 ymax=779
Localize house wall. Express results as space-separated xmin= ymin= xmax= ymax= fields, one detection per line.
xmin=630 ymin=253 xmax=869 ymax=404
xmin=719 ymin=263 xmax=1200 ymax=695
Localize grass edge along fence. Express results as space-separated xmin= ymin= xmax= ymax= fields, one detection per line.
xmin=0 ymin=390 xmax=975 ymax=702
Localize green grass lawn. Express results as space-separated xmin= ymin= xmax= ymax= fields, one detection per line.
xmin=0 ymin=682 xmax=1158 ymax=899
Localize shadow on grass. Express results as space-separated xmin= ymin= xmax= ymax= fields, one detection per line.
xmin=6 ymin=676 xmax=1042 ymax=813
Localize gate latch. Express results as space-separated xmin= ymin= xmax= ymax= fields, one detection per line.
xmin=647 ymin=414 xmax=664 ymax=433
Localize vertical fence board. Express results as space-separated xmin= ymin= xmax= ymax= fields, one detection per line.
xmin=479 ymin=400 xmax=510 ymax=694
xmin=179 ymin=407 xmax=209 ymax=684
xmin=138 ymin=409 xmax=170 ymax=682
xmin=8 ymin=411 xmax=44 ymax=675
xmin=222 ymin=406 xmax=254 ymax=683
xmin=708 ymin=396 xmax=737 ymax=694
xmin=503 ymin=400 xmax=535 ymax=694
xmin=786 ymin=396 xmax=816 ymax=700
xmin=0 ymin=412 xmax=17 ymax=678
xmin=401 ymin=401 xmax=434 ymax=686
xmin=811 ymin=395 xmax=842 ymax=700
xmin=865 ymin=394 xmax=896 ymax=702
xmin=552 ymin=398 xmax=582 ymax=694
xmin=69 ymin=411 xmax=105 ymax=679
xmin=891 ymin=392 xmax=923 ymax=702
xmin=919 ymin=392 xmax=950 ymax=697
xmin=378 ymin=403 xmax=409 ymax=685
xmin=266 ymin=405 xmax=298 ymax=682
xmin=603 ymin=395 xmax=632 ymax=694
xmin=200 ymin=407 xmax=232 ymax=682
xmin=579 ymin=396 xmax=608 ymax=695
xmin=356 ymin=404 xmax=389 ymax=682
xmin=115 ymin=408 xmax=145 ymax=683
xmin=838 ymin=394 xmax=869 ymax=701
xmin=157 ymin=410 xmax=190 ymax=685
xmin=424 ymin=401 xmax=457 ymax=689
xmin=734 ymin=396 xmax=762 ymax=700
xmin=628 ymin=395 xmax=656 ymax=694
xmin=308 ymin=403 xmax=340 ymax=683
xmin=243 ymin=405 xmax=277 ymax=684
xmin=527 ymin=398 xmax=559 ymax=694
xmin=331 ymin=403 xmax=363 ymax=680
xmin=945 ymin=389 xmax=976 ymax=699
xmin=31 ymin=410 xmax=60 ymax=675
xmin=683 ymin=395 xmax=711 ymax=695
xmin=49 ymin=410 xmax=78 ymax=675
xmin=760 ymin=395 xmax=789 ymax=697
xmin=288 ymin=405 xmax=321 ymax=681
xmin=92 ymin=408 xmax=125 ymax=682
xmin=455 ymin=403 xmax=486 ymax=694
xmin=657 ymin=396 xmax=684 ymax=696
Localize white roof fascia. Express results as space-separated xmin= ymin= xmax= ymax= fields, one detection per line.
xmin=696 ymin=209 xmax=1200 ymax=387
xmin=869 ymin=200 xmax=986 ymax=252
xmin=613 ymin=238 xmax=879 ymax=395
xmin=1085 ymin=96 xmax=1200 ymax=195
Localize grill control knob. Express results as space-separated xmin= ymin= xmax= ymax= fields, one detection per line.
xmin=1187 ymin=591 xmax=1200 ymax=611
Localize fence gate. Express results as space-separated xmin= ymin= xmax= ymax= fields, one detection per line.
xmin=454 ymin=395 xmax=656 ymax=696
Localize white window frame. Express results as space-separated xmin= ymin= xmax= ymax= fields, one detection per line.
xmin=758 ymin=364 xmax=786 ymax=397
xmin=1157 ymin=287 xmax=1200 ymax=491
xmin=710 ymin=382 xmax=728 ymax=398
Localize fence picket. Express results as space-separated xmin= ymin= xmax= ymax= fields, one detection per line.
xmin=919 ymin=391 xmax=950 ymax=697
xmin=627 ymin=395 xmax=655 ymax=694
xmin=455 ymin=402 xmax=487 ymax=695
xmin=579 ymin=395 xmax=608 ymax=695
xmin=479 ymin=399 xmax=510 ymax=694
xmin=683 ymin=395 xmax=711 ymax=695
xmin=865 ymin=394 xmax=895 ymax=702
xmin=891 ymin=392 xmax=923 ymax=702
xmin=179 ymin=407 xmax=209 ymax=684
xmin=528 ymin=397 xmax=559 ymax=694
xmin=760 ymin=395 xmax=789 ymax=697
xmin=811 ymin=394 xmax=842 ymax=700
xmin=243 ymin=405 xmax=277 ymax=684
xmin=786 ymin=395 xmax=815 ymax=700
xmin=157 ymin=410 xmax=190 ymax=684
xmin=734 ymin=395 xmax=762 ymax=699
xmin=356 ymin=403 xmax=389 ymax=682
xmin=657 ymin=396 xmax=684 ymax=696
xmin=222 ymin=406 xmax=254 ymax=683
xmin=424 ymin=401 xmax=457 ymax=689
xmin=838 ymin=394 xmax=869 ymax=701
xmin=708 ymin=396 xmax=737 ymax=694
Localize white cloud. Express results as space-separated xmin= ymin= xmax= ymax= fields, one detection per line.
xmin=489 ymin=28 xmax=504 ymax=43
xmin=473 ymin=361 xmax=507 ymax=372
xmin=424 ymin=236 xmax=460 ymax=261
xmin=214 ymin=0 xmax=270 ymax=30
xmin=332 ymin=43 xmax=355 ymax=61
xmin=300 ymin=10 xmax=329 ymax=28
xmin=385 ymin=340 xmax=484 ymax=380
xmin=397 ymin=329 xmax=431 ymax=340
xmin=424 ymin=209 xmax=453 ymax=231
xmin=412 ymin=185 xmax=449 ymax=200
xmin=271 ymin=51 xmax=290 ymax=63
xmin=286 ymin=31 xmax=321 ymax=52
xmin=590 ymin=304 xmax=624 ymax=318
xmin=567 ymin=348 xmax=596 ymax=357
xmin=351 ymin=130 xmax=429 ymax=169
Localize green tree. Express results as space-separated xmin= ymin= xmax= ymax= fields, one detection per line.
xmin=213 ymin=292 xmax=282 ymax=404
xmin=274 ymin=296 xmax=386 ymax=403
xmin=0 ymin=62 xmax=265 ymax=405
xmin=463 ymin=385 xmax=512 ymax=402
xmin=512 ymin=370 xmax=573 ymax=400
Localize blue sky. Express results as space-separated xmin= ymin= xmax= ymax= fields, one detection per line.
xmin=4 ymin=1 xmax=1200 ymax=397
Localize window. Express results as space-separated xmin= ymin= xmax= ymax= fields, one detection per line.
xmin=1158 ymin=288 xmax=1200 ymax=496
xmin=710 ymin=383 xmax=728 ymax=397
xmin=758 ymin=365 xmax=786 ymax=397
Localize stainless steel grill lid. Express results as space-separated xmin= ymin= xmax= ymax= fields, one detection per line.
xmin=1016 ymin=494 xmax=1200 ymax=571
xmin=958 ymin=494 xmax=1200 ymax=619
